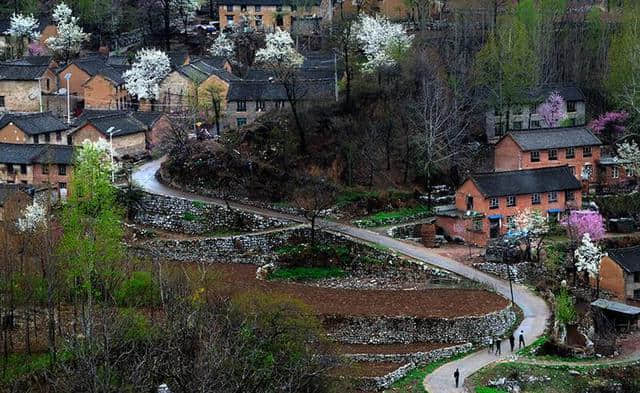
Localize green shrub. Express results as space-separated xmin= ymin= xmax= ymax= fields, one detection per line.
xmin=116 ymin=271 xmax=159 ymax=307
xmin=355 ymin=205 xmax=432 ymax=227
xmin=276 ymin=244 xmax=352 ymax=268
xmin=555 ymin=288 xmax=577 ymax=325
xmin=476 ymin=388 xmax=509 ymax=393
xmin=182 ymin=211 xmax=198 ymax=221
xmin=268 ymin=266 xmax=346 ymax=281
xmin=192 ymin=200 xmax=206 ymax=209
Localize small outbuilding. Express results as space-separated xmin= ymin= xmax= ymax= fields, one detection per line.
xmin=591 ymin=298 xmax=640 ymax=332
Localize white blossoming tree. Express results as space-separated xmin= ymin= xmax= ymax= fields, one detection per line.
xmin=354 ymin=14 xmax=413 ymax=74
xmin=574 ymin=233 xmax=606 ymax=296
xmin=5 ymin=13 xmax=40 ymax=58
xmin=209 ymin=32 xmax=235 ymax=59
xmin=45 ymin=2 xmax=89 ymax=63
xmin=510 ymin=208 xmax=550 ymax=262
xmin=255 ymin=29 xmax=308 ymax=152
xmin=617 ymin=141 xmax=640 ymax=178
xmin=123 ymin=48 xmax=171 ymax=102
xmin=16 ymin=201 xmax=47 ymax=233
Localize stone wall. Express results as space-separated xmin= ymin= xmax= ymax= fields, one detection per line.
xmin=132 ymin=192 xmax=293 ymax=235
xmin=472 ymin=262 xmax=542 ymax=284
xmin=324 ymin=306 xmax=516 ymax=345
xmin=344 ymin=343 xmax=472 ymax=364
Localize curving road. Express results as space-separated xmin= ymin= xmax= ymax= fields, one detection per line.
xmin=133 ymin=158 xmax=551 ymax=393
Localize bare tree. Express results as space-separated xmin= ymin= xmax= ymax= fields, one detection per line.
xmin=293 ymin=182 xmax=336 ymax=245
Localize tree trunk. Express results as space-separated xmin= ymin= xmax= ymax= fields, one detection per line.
xmin=164 ymin=3 xmax=171 ymax=51
xmin=289 ymin=101 xmax=307 ymax=153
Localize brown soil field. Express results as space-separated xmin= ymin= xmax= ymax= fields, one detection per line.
xmin=331 ymin=362 xmax=404 ymax=378
xmin=337 ymin=342 xmax=453 ymax=354
xmin=210 ymin=264 xmax=509 ymax=318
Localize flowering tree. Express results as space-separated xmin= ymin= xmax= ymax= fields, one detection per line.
xmin=617 ymin=141 xmax=640 ymax=177
xmin=561 ymin=210 xmax=606 ymax=245
xmin=255 ymin=29 xmax=308 ymax=152
xmin=574 ymin=233 xmax=606 ymax=295
xmin=354 ymin=14 xmax=413 ymax=74
xmin=588 ymin=111 xmax=628 ymax=149
xmin=172 ymin=0 xmax=200 ymax=44
xmin=16 ymin=201 xmax=47 ymax=233
xmin=45 ymin=2 xmax=89 ymax=63
xmin=537 ymin=91 xmax=566 ymax=128
xmin=209 ymin=32 xmax=235 ymax=59
xmin=124 ymin=48 xmax=171 ymax=101
xmin=510 ymin=208 xmax=549 ymax=261
xmin=5 ymin=13 xmax=40 ymax=58
xmin=28 ymin=42 xmax=46 ymax=56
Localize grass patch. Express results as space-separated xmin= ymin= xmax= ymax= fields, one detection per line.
xmin=517 ymin=335 xmax=548 ymax=357
xmin=355 ymin=205 xmax=432 ymax=228
xmin=192 ymin=200 xmax=206 ymax=209
xmin=0 ymin=352 xmax=72 ymax=385
xmin=182 ymin=211 xmax=199 ymax=221
xmin=476 ymin=388 xmax=509 ymax=393
xmin=268 ymin=266 xmax=346 ymax=281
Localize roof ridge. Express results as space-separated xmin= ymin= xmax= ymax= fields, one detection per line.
xmin=473 ymin=165 xmax=570 ymax=177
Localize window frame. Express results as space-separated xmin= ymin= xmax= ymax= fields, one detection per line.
xmin=548 ymin=191 xmax=558 ymax=203
xmin=58 ymin=164 xmax=66 ymax=176
xmin=236 ymin=118 xmax=247 ymax=127
xmin=489 ymin=197 xmax=499 ymax=209
xmin=531 ymin=151 xmax=540 ymax=162
xmin=0 ymin=96 xmax=5 ymax=107
xmin=255 ymin=5 xmax=261 ymax=11
xmin=548 ymin=149 xmax=558 ymax=161
xmin=612 ymin=166 xmax=620 ymax=179
xmin=42 ymin=164 xmax=49 ymax=175
xmin=531 ymin=193 xmax=541 ymax=205
xmin=583 ymin=146 xmax=592 ymax=157
xmin=512 ymin=120 xmax=523 ymax=130
xmin=256 ymin=100 xmax=265 ymax=111
xmin=567 ymin=100 xmax=577 ymax=113
xmin=565 ymin=190 xmax=575 ymax=201
xmin=20 ymin=164 xmax=27 ymax=175
xmin=566 ymin=146 xmax=575 ymax=159
xmin=7 ymin=164 xmax=14 ymax=174
xmin=226 ymin=5 xmax=233 ymax=12
xmin=506 ymin=195 xmax=516 ymax=207
xmin=531 ymin=120 xmax=540 ymax=128
xmin=236 ymin=100 xmax=246 ymax=112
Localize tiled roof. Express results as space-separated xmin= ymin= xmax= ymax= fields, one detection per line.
xmin=227 ymin=78 xmax=335 ymax=101
xmin=176 ymin=59 xmax=239 ymax=83
xmin=195 ymin=56 xmax=229 ymax=70
xmin=608 ymin=246 xmax=640 ymax=273
xmin=0 ymin=143 xmax=73 ymax=165
xmin=74 ymin=110 xmax=148 ymax=137
xmin=131 ymin=112 xmax=164 ymax=127
xmin=0 ymin=112 xmax=68 ymax=135
xmin=244 ymin=67 xmax=334 ymax=80
xmin=217 ymin=0 xmax=320 ymax=5
xmin=470 ymin=166 xmax=582 ymax=198
xmin=71 ymin=56 xmax=109 ymax=76
xmin=6 ymin=56 xmax=53 ymax=66
xmin=0 ymin=63 xmax=48 ymax=80
xmin=507 ymin=127 xmax=602 ymax=151
xmin=591 ymin=299 xmax=640 ymax=316
xmin=168 ymin=50 xmax=189 ymax=68
xmin=529 ymin=86 xmax=586 ymax=102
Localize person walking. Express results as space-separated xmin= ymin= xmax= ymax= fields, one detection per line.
xmin=509 ymin=333 xmax=515 ymax=352
xmin=454 ymin=368 xmax=460 ymax=388
xmin=495 ymin=337 xmax=502 ymax=355
xmin=488 ymin=336 xmax=493 ymax=354
xmin=519 ymin=330 xmax=526 ymax=349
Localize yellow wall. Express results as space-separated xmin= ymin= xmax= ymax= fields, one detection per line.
xmin=0 ymin=124 xmax=27 ymax=143
xmin=219 ymin=4 xmax=325 ymax=30
xmin=83 ymin=75 xmax=130 ymax=110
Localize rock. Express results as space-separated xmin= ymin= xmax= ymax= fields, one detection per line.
xmin=256 ymin=262 xmax=276 ymax=280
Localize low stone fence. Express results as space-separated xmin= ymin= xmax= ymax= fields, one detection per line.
xmin=353 ymin=343 xmax=472 ymax=391
xmin=132 ymin=192 xmax=292 ymax=235
xmin=344 ymin=342 xmax=472 ymax=364
xmin=324 ymin=306 xmax=516 ymax=345
xmin=472 ymin=262 xmax=542 ymax=284
xmin=352 ymin=211 xmax=434 ymax=228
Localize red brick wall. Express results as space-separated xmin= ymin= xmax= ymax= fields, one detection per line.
xmin=494 ymin=136 xmax=522 ymax=171
xmin=147 ymin=115 xmax=173 ymax=150
xmin=32 ymin=163 xmax=72 ymax=188
xmin=599 ymin=256 xmax=626 ymax=300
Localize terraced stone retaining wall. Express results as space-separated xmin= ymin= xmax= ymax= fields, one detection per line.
xmin=472 ymin=262 xmax=542 ymax=284
xmin=325 ymin=306 xmax=516 ymax=345
xmin=132 ymin=192 xmax=292 ymax=235
xmin=344 ymin=342 xmax=472 ymax=364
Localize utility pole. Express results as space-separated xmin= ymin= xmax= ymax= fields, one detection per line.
xmin=64 ymin=73 xmax=72 ymax=124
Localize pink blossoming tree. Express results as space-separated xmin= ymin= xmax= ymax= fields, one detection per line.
xmin=537 ymin=91 xmax=566 ymax=128
xmin=588 ymin=111 xmax=628 ymax=149
xmin=561 ymin=210 xmax=606 ymax=245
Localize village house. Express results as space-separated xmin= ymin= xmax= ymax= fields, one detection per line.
xmin=599 ymin=246 xmax=640 ymax=301
xmin=596 ymin=156 xmax=637 ymax=192
xmin=218 ymin=0 xmax=332 ymax=32
xmin=0 ymin=143 xmax=73 ymax=193
xmin=71 ymin=110 xmax=173 ymax=156
xmin=82 ymin=65 xmax=131 ymax=110
xmin=494 ymin=127 xmax=602 ymax=188
xmin=0 ymin=112 xmax=70 ymax=145
xmin=436 ymin=166 xmax=582 ymax=246
xmin=485 ymin=86 xmax=587 ymax=143
xmin=0 ymin=62 xmax=50 ymax=112
xmin=157 ymin=58 xmax=238 ymax=116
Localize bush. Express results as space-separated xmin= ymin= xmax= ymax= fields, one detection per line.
xmin=276 ymin=244 xmax=352 ymax=268
xmin=555 ymin=288 xmax=577 ymax=325
xmin=115 ymin=271 xmax=159 ymax=307
xmin=268 ymin=266 xmax=346 ymax=281
xmin=182 ymin=211 xmax=198 ymax=221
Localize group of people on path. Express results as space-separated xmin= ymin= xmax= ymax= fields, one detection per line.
xmin=453 ymin=331 xmax=526 ymax=388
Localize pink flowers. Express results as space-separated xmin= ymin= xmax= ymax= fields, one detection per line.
xmin=561 ymin=210 xmax=605 ymax=243
xmin=537 ymin=91 xmax=566 ymax=128
xmin=588 ymin=111 xmax=628 ymax=135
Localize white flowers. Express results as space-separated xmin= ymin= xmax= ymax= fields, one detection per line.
xmin=511 ymin=208 xmax=549 ymax=237
xmin=617 ymin=141 xmax=640 ymax=177
xmin=123 ymin=48 xmax=171 ymax=100
xmin=17 ymin=201 xmax=47 ymax=233
xmin=354 ymin=14 xmax=413 ymax=73
xmin=209 ymin=32 xmax=235 ymax=59
xmin=5 ymin=13 xmax=40 ymax=40
xmin=255 ymin=29 xmax=303 ymax=67
xmin=45 ymin=2 xmax=89 ymax=59
xmin=574 ymin=233 xmax=606 ymax=278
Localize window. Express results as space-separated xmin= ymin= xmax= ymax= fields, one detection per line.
xmin=226 ymin=15 xmax=234 ymax=25
xmin=42 ymin=164 xmax=49 ymax=175
xmin=7 ymin=164 xmax=14 ymax=174
xmin=226 ymin=5 xmax=233 ymax=12
xmin=44 ymin=133 xmax=50 ymax=143
xmin=466 ymin=195 xmax=473 ymax=211
xmin=565 ymin=190 xmax=575 ymax=201
xmin=276 ymin=14 xmax=283 ymax=26
xmin=629 ymin=167 xmax=636 ymax=177
xmin=20 ymin=180 xmax=27 ymax=184
xmin=494 ymin=122 xmax=504 ymax=137
xmin=634 ymin=272 xmax=640 ymax=283
xmin=56 ymin=131 xmax=61 ymax=142
xmin=566 ymin=147 xmax=575 ymax=159
xmin=256 ymin=100 xmax=265 ymax=111
xmin=255 ymin=15 xmax=263 ymax=26
xmin=255 ymin=5 xmax=261 ymax=11
xmin=634 ymin=289 xmax=640 ymax=300
xmin=532 ymin=193 xmax=541 ymax=205
xmin=58 ymin=182 xmax=66 ymax=190
xmin=507 ymin=216 xmax=515 ymax=228
xmin=0 ymin=96 xmax=4 ymax=107
xmin=471 ymin=217 xmax=483 ymax=232
xmin=548 ymin=149 xmax=558 ymax=160
xmin=489 ymin=197 xmax=499 ymax=209
xmin=237 ymin=118 xmax=247 ymax=127
xmin=569 ymin=166 xmax=575 ymax=176
xmin=236 ymin=100 xmax=246 ymax=111
xmin=612 ymin=166 xmax=620 ymax=179
xmin=531 ymin=151 xmax=540 ymax=162
xmin=46 ymin=78 xmax=50 ymax=91
xmin=582 ymin=164 xmax=593 ymax=180
xmin=20 ymin=164 xmax=27 ymax=174
xmin=507 ymin=195 xmax=516 ymax=207
xmin=34 ymin=134 xmax=39 ymax=144
xmin=67 ymin=135 xmax=72 ymax=145
xmin=548 ymin=191 xmax=558 ymax=202
xmin=567 ymin=100 xmax=577 ymax=113
xmin=6 ymin=180 xmax=14 ymax=184
xmin=58 ymin=164 xmax=66 ymax=176
xmin=240 ymin=5 xmax=246 ymax=11
xmin=531 ymin=120 xmax=540 ymax=128
xmin=512 ymin=121 xmax=523 ymax=130
xmin=275 ymin=100 xmax=285 ymax=108
xmin=583 ymin=146 xmax=592 ymax=157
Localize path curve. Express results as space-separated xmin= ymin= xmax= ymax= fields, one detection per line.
xmin=132 ymin=158 xmax=551 ymax=393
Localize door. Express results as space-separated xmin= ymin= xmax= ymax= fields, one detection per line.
xmin=489 ymin=218 xmax=500 ymax=239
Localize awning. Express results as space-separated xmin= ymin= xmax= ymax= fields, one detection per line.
xmin=488 ymin=214 xmax=503 ymax=219
xmin=548 ymin=208 xmax=563 ymax=213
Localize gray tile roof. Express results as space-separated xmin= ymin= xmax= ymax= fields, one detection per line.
xmin=228 ymin=78 xmax=335 ymax=101
xmin=71 ymin=56 xmax=109 ymax=76
xmin=176 ymin=59 xmax=239 ymax=83
xmin=0 ymin=112 xmax=68 ymax=135
xmin=507 ymin=127 xmax=602 ymax=151
xmin=0 ymin=63 xmax=48 ymax=80
xmin=217 ymin=0 xmax=320 ymax=5
xmin=73 ymin=110 xmax=149 ymax=137
xmin=196 ymin=56 xmax=230 ymax=70
xmin=591 ymin=299 xmax=640 ymax=316
xmin=6 ymin=56 xmax=53 ymax=66
xmin=0 ymin=143 xmax=73 ymax=165
xmin=608 ymin=246 xmax=640 ymax=273
xmin=471 ymin=166 xmax=582 ymax=198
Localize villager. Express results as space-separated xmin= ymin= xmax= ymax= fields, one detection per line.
xmin=509 ymin=333 xmax=515 ymax=352
xmin=519 ymin=330 xmax=526 ymax=349
xmin=454 ymin=368 xmax=460 ymax=388
xmin=495 ymin=338 xmax=501 ymax=355
xmin=488 ymin=337 xmax=493 ymax=354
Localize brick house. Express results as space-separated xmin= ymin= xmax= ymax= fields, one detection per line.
xmin=596 ymin=156 xmax=637 ymax=192
xmin=436 ymin=166 xmax=582 ymax=246
xmin=599 ymin=246 xmax=640 ymax=300
xmin=485 ymin=86 xmax=587 ymax=143
xmin=218 ymin=0 xmax=332 ymax=31
xmin=0 ymin=143 xmax=73 ymax=192
xmin=494 ymin=127 xmax=602 ymax=187
xmin=71 ymin=110 xmax=173 ymax=156
xmin=82 ymin=63 xmax=131 ymax=110
xmin=57 ymin=56 xmax=118 ymax=97
xmin=157 ymin=58 xmax=238 ymax=116
xmin=0 ymin=63 xmax=50 ymax=112
xmin=0 ymin=112 xmax=70 ymax=145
